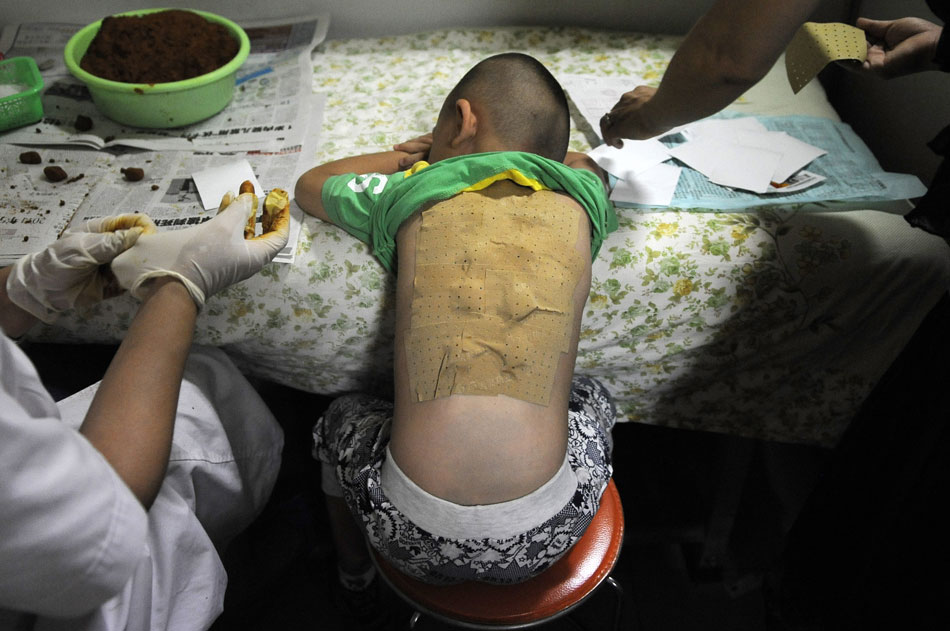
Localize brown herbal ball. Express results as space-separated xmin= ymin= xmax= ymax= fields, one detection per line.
xmin=44 ymin=166 xmax=68 ymax=182
xmin=74 ymin=115 xmax=94 ymax=132
xmin=121 ymin=167 xmax=145 ymax=181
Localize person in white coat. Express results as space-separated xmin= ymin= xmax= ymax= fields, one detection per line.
xmin=0 ymin=190 xmax=289 ymax=631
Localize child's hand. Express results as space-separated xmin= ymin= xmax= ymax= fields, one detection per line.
xmin=394 ymin=133 xmax=433 ymax=169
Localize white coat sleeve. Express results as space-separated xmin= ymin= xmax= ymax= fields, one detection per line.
xmin=33 ymin=344 xmax=283 ymax=631
xmin=0 ymin=337 xmax=149 ymax=618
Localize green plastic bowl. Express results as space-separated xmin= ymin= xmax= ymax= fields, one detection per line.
xmin=63 ymin=8 xmax=249 ymax=129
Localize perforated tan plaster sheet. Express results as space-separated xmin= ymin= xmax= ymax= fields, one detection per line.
xmin=406 ymin=188 xmax=586 ymax=405
xmin=785 ymin=22 xmax=868 ymax=94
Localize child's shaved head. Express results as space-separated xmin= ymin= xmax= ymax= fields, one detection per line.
xmin=444 ymin=53 xmax=570 ymax=160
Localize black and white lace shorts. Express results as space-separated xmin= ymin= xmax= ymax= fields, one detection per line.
xmin=312 ymin=376 xmax=616 ymax=584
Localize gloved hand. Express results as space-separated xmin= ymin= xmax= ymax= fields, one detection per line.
xmin=110 ymin=190 xmax=290 ymax=309
xmin=6 ymin=214 xmax=157 ymax=322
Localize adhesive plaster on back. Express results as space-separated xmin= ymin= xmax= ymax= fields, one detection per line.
xmin=785 ymin=22 xmax=868 ymax=94
xmin=406 ymin=187 xmax=585 ymax=405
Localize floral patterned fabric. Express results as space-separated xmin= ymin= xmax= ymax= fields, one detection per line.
xmin=28 ymin=27 xmax=950 ymax=446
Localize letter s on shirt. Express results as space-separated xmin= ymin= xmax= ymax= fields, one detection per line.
xmin=347 ymin=173 xmax=388 ymax=195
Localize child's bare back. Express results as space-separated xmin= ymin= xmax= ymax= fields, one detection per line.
xmin=389 ymin=181 xmax=593 ymax=505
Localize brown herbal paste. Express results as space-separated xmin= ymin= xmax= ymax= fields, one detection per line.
xmin=80 ymin=10 xmax=239 ymax=84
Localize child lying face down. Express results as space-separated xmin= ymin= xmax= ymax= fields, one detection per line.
xmin=294 ymin=52 xmax=619 ymax=594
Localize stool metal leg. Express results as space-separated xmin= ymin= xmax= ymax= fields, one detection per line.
xmin=563 ymin=575 xmax=626 ymax=631
xmin=604 ymin=576 xmax=625 ymax=631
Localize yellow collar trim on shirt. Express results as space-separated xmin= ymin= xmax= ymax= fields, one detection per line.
xmin=404 ymin=161 xmax=431 ymax=176
xmin=404 ymin=160 xmax=551 ymax=192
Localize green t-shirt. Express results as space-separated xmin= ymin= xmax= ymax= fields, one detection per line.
xmin=322 ymin=151 xmax=617 ymax=273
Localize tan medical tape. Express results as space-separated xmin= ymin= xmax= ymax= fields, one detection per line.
xmin=406 ymin=187 xmax=585 ymax=405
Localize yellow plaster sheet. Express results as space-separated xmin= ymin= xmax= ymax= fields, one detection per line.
xmin=406 ymin=187 xmax=585 ymax=405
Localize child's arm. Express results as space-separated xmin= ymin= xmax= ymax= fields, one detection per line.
xmin=565 ymin=151 xmax=609 ymax=191
xmin=295 ymin=129 xmax=434 ymax=225
xmin=294 ymin=152 xmax=408 ymax=223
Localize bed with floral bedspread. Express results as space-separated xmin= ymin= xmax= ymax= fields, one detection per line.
xmin=30 ymin=27 xmax=950 ymax=446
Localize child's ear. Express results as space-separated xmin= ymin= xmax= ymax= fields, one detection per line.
xmin=450 ymin=98 xmax=477 ymax=148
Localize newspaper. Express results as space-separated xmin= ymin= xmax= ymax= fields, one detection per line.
xmin=0 ymin=145 xmax=100 ymax=261
xmin=0 ymin=13 xmax=329 ymax=152
xmin=0 ymin=91 xmax=325 ymax=266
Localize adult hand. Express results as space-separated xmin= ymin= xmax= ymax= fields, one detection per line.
xmin=394 ymin=132 xmax=433 ymax=169
xmin=111 ymin=189 xmax=289 ymax=309
xmin=6 ymin=214 xmax=156 ymax=322
xmin=854 ymin=17 xmax=943 ymax=78
xmin=599 ymin=86 xmax=667 ymax=147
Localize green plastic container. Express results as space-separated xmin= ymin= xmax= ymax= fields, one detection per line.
xmin=0 ymin=56 xmax=44 ymax=132
xmin=63 ymin=8 xmax=250 ymax=129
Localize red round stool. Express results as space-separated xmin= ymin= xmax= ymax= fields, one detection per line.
xmin=371 ymin=478 xmax=626 ymax=630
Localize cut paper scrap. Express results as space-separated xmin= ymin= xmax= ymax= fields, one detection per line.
xmin=669 ymin=138 xmax=782 ymax=194
xmin=707 ymin=143 xmax=782 ymax=195
xmin=786 ymin=22 xmax=867 ymax=94
xmin=589 ymin=139 xmax=670 ymax=179
xmin=679 ymin=116 xmax=767 ymax=141
xmin=192 ymin=159 xmax=264 ymax=210
xmin=734 ymin=130 xmax=827 ymax=183
xmin=560 ymin=73 xmax=647 ymax=138
xmin=560 ymin=74 xmax=689 ymax=141
xmin=764 ymin=170 xmax=826 ymax=194
xmin=609 ymin=162 xmax=682 ymax=206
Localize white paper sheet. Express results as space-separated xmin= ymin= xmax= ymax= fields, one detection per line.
xmin=680 ymin=117 xmax=768 ymax=141
xmin=706 ymin=143 xmax=782 ymax=194
xmin=610 ymin=163 xmax=682 ymax=207
xmin=735 ymin=130 xmax=827 ymax=183
xmin=192 ymin=159 xmax=264 ymax=210
xmin=589 ymin=139 xmax=670 ymax=179
xmin=561 ymin=74 xmax=644 ymax=138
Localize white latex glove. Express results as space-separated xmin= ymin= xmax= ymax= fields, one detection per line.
xmin=110 ymin=191 xmax=290 ymax=309
xmin=6 ymin=214 xmax=157 ymax=322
